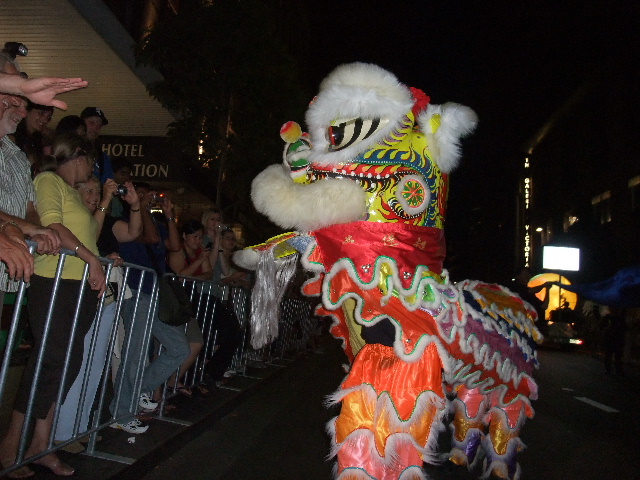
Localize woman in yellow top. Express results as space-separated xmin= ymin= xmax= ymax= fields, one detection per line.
xmin=0 ymin=133 xmax=106 ymax=478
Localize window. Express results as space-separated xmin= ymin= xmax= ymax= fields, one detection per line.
xmin=629 ymin=176 xmax=640 ymax=211
xmin=591 ymin=191 xmax=611 ymax=224
xmin=563 ymin=214 xmax=579 ymax=232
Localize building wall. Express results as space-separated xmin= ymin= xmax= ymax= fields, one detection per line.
xmin=520 ymin=54 xmax=640 ymax=284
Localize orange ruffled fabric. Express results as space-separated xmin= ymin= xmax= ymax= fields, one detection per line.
xmin=335 ymin=343 xmax=444 ymax=458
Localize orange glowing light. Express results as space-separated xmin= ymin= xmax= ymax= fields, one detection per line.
xmin=528 ymin=273 xmax=578 ymax=320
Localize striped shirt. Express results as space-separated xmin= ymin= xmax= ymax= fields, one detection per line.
xmin=0 ymin=137 xmax=37 ymax=292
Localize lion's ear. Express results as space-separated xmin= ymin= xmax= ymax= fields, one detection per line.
xmin=418 ymin=102 xmax=478 ymax=173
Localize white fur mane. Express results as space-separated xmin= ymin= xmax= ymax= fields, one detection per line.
xmin=251 ymin=164 xmax=367 ymax=232
xmin=306 ymin=63 xmax=414 ymax=166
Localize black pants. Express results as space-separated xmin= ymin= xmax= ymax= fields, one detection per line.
xmin=604 ymin=342 xmax=624 ymax=374
xmin=202 ymin=300 xmax=242 ymax=382
xmin=15 ymin=275 xmax=98 ymax=419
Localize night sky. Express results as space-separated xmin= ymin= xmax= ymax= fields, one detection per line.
xmin=294 ymin=0 xmax=638 ymax=280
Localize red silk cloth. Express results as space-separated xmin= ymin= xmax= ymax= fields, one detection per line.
xmin=312 ymin=221 xmax=445 ymax=284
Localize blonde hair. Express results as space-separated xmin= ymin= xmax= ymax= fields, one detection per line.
xmin=76 ymin=174 xmax=101 ymax=191
xmin=40 ymin=133 xmax=96 ymax=172
xmin=201 ymin=207 xmax=222 ymax=227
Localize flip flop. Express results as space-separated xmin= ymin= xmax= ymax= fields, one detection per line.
xmin=3 ymin=464 xmax=34 ymax=479
xmin=175 ymin=386 xmax=193 ymax=398
xmin=195 ymin=383 xmax=210 ymax=396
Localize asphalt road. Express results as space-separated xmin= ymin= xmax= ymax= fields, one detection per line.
xmin=138 ymin=341 xmax=640 ymax=480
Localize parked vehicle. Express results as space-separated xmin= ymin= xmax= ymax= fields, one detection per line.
xmin=544 ymin=306 xmax=584 ymax=349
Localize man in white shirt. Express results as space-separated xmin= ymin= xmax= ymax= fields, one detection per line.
xmin=0 ymin=50 xmax=60 ymax=315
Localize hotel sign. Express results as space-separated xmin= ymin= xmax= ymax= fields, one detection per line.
xmin=100 ymin=135 xmax=194 ymax=182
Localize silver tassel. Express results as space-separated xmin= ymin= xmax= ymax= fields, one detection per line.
xmin=249 ymin=248 xmax=299 ymax=349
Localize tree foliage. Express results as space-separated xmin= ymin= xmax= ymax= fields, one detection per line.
xmin=135 ymin=0 xmax=308 ymax=208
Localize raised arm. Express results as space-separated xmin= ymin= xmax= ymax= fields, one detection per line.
xmin=92 ymin=179 xmax=118 ymax=235
xmin=109 ymin=182 xmax=142 ymax=242
xmin=0 ymin=74 xmax=88 ymax=110
xmin=161 ymin=196 xmax=181 ymax=253
xmin=136 ymin=191 xmax=161 ymax=244
xmin=168 ymin=248 xmax=212 ymax=279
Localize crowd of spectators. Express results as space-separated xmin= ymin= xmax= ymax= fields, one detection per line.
xmin=0 ymin=44 xmax=253 ymax=477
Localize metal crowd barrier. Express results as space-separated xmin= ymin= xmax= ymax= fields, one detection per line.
xmin=0 ymin=243 xmax=159 ymax=473
xmin=0 ymin=247 xmax=318 ymax=476
xmin=155 ymin=274 xmax=255 ymax=401
xmin=272 ymin=297 xmax=315 ymax=360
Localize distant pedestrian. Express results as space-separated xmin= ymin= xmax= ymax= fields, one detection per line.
xmin=601 ymin=306 xmax=626 ymax=375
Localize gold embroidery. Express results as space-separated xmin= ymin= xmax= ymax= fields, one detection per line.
xmin=381 ymin=234 xmax=399 ymax=246
xmin=343 ymin=235 xmax=355 ymax=244
xmin=414 ymin=238 xmax=427 ymax=250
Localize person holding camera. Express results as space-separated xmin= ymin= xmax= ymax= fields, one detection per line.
xmin=93 ymin=178 xmax=140 ymax=234
xmin=54 ymin=175 xmax=141 ymax=447
xmin=201 ymin=207 xmax=224 ymax=273
xmin=108 ymin=157 xmax=134 ymax=218
xmin=110 ymin=183 xmax=189 ymax=433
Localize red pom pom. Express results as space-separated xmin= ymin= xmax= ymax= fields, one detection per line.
xmin=409 ymin=87 xmax=430 ymax=117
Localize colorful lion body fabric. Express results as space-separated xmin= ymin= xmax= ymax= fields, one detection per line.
xmin=235 ymin=63 xmax=542 ymax=480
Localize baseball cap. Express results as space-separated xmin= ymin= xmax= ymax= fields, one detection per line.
xmin=80 ymin=107 xmax=108 ymax=125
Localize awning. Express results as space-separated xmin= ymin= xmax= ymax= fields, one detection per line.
xmin=0 ymin=0 xmax=175 ymax=137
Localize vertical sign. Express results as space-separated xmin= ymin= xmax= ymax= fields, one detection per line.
xmin=523 ymin=157 xmax=531 ymax=267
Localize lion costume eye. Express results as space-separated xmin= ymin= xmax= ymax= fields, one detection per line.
xmin=327 ymin=117 xmax=389 ymax=151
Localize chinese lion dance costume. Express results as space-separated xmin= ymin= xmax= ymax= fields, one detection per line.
xmin=234 ymin=63 xmax=542 ymax=480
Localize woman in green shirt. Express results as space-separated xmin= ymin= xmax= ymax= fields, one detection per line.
xmin=0 ymin=133 xmax=106 ymax=478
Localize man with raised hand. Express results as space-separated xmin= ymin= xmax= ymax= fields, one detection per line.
xmin=0 ymin=74 xmax=87 ymax=114
xmin=0 ymin=50 xmax=61 ymax=317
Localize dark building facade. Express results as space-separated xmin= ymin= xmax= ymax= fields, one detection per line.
xmin=517 ymin=54 xmax=640 ymax=285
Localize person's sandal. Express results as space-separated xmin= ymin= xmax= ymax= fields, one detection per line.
xmin=195 ymin=383 xmax=210 ymax=396
xmin=32 ymin=454 xmax=75 ymax=476
xmin=2 ymin=463 xmax=34 ymax=479
xmin=175 ymin=386 xmax=193 ymax=398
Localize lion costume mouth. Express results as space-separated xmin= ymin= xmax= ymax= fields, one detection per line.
xmin=308 ymin=163 xmax=431 ymax=222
